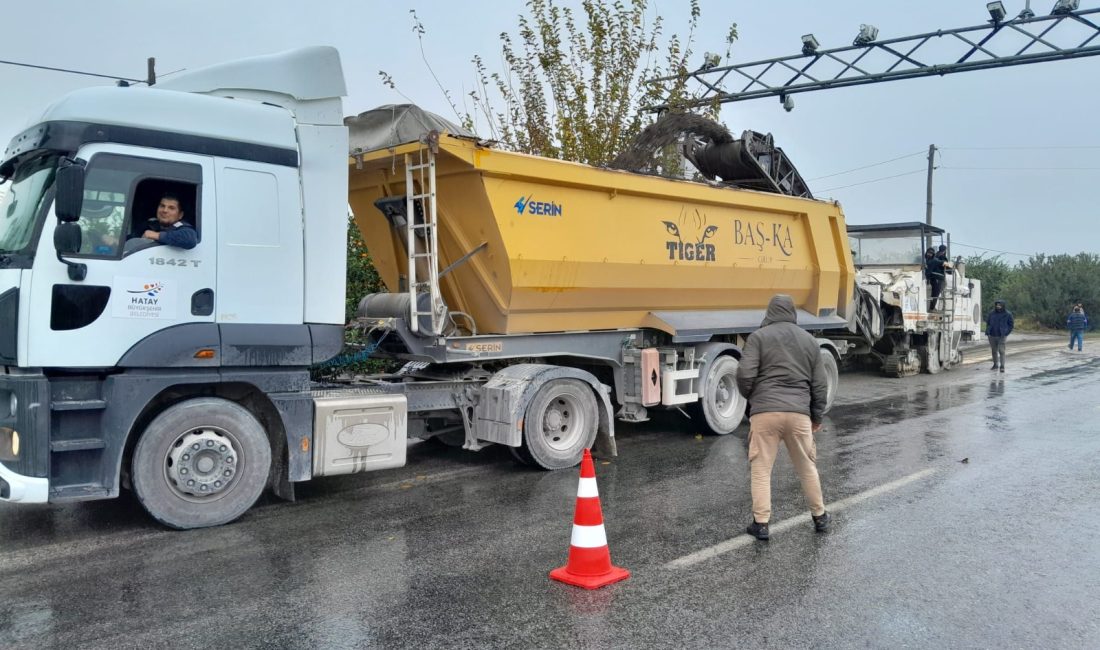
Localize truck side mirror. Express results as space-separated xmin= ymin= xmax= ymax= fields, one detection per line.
xmin=53 ymin=222 xmax=87 ymax=281
xmin=55 ymin=157 xmax=87 ymax=222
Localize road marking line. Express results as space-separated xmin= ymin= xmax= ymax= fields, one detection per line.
xmin=665 ymin=467 xmax=938 ymax=569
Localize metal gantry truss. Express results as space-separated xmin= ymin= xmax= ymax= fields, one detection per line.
xmin=646 ymin=6 xmax=1100 ymax=111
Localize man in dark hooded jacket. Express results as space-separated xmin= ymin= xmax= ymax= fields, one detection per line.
xmin=924 ymin=248 xmax=945 ymax=312
xmin=986 ymin=299 xmax=1014 ymax=372
xmin=735 ymin=294 xmax=830 ymax=540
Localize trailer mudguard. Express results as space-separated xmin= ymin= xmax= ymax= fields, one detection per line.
xmin=475 ymin=364 xmax=617 ymax=457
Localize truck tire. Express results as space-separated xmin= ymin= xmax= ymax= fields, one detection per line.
xmin=820 ymin=348 xmax=839 ymax=413
xmin=516 ymin=379 xmax=598 ymax=470
xmin=131 ymin=397 xmax=272 ymax=530
xmin=690 ymin=355 xmax=747 ymax=435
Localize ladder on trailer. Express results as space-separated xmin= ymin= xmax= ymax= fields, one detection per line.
xmin=404 ymin=143 xmax=446 ymax=336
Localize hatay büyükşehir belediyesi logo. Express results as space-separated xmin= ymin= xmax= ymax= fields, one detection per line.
xmin=127 ymin=282 xmax=164 ymax=298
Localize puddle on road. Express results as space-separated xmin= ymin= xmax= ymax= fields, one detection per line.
xmin=1019 ymin=356 xmax=1100 ymax=386
xmin=828 ymin=383 xmax=975 ymax=431
xmin=831 ymin=354 xmax=1100 ymax=431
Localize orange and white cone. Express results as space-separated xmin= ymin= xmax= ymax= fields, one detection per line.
xmin=549 ymin=448 xmax=630 ymax=589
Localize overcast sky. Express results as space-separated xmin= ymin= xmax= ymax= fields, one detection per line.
xmin=2 ymin=0 xmax=1097 ymax=258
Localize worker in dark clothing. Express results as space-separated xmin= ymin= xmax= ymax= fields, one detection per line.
xmin=139 ymin=194 xmax=198 ymax=250
xmin=1067 ymin=305 xmax=1088 ymax=351
xmin=986 ymin=299 xmax=1014 ymax=372
xmin=735 ymin=294 xmax=830 ymax=541
xmin=924 ymin=247 xmax=945 ymax=312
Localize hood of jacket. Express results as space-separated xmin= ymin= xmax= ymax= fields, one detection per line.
xmin=762 ymin=294 xmax=798 ymax=327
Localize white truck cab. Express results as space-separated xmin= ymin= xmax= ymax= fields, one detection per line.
xmin=0 ymin=47 xmax=351 ymax=527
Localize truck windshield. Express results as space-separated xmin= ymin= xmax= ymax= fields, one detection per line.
xmin=0 ymin=154 xmax=58 ymax=254
xmin=849 ymin=232 xmax=924 ymax=266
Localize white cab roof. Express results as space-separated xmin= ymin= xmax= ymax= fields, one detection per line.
xmin=156 ymin=46 xmax=346 ymax=126
xmin=39 ymin=86 xmax=298 ymax=150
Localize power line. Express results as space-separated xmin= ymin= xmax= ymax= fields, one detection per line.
xmin=951 ymin=241 xmax=1032 ymax=257
xmin=941 ymin=166 xmax=1100 ymax=171
xmin=0 ymin=58 xmax=141 ymax=83
xmin=941 ymin=145 xmax=1100 ymax=151
xmin=817 ymin=163 xmax=1100 ymax=194
xmin=807 ymin=150 xmax=925 ymax=181
xmin=817 ymin=168 xmax=926 ymax=193
xmin=811 ymin=147 xmax=1100 ymax=183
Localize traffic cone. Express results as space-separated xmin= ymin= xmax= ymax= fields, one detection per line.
xmin=549 ymin=448 xmax=630 ymax=589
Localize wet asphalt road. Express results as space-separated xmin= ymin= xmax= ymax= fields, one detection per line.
xmin=2 ymin=337 xmax=1099 ymax=649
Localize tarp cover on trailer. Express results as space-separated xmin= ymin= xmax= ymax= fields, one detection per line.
xmin=345 ymin=104 xmax=474 ymax=153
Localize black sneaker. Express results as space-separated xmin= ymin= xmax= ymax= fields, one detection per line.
xmin=746 ymin=520 xmax=769 ymax=540
xmin=999 ymin=366 xmax=1005 ymax=373
xmin=990 ymin=364 xmax=998 ymax=370
xmin=812 ymin=511 xmax=831 ymax=533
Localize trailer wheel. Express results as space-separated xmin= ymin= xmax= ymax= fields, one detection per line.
xmin=131 ymin=397 xmax=271 ymax=530
xmin=820 ymin=349 xmax=840 ymax=413
xmin=518 ymin=379 xmax=598 ymax=470
xmin=691 ymin=355 xmax=748 ymax=435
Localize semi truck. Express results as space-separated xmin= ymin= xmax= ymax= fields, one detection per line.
xmin=0 ymin=47 xmax=955 ymax=529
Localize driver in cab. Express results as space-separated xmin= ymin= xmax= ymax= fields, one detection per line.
xmin=138 ymin=194 xmax=198 ymax=250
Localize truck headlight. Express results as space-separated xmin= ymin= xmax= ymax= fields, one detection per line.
xmin=10 ymin=430 xmax=17 ymax=456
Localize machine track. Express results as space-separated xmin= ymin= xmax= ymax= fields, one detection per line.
xmin=883 ymin=350 xmax=921 ymax=378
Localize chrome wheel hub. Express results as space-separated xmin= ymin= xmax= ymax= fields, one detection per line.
xmin=167 ymin=429 xmax=237 ymax=498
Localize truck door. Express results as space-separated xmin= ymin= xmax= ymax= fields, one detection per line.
xmin=212 ymin=158 xmax=303 ymax=325
xmin=26 ymin=146 xmax=217 ymax=368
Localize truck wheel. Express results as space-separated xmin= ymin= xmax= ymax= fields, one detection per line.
xmin=132 ymin=397 xmax=272 ymax=529
xmin=690 ymin=355 xmax=747 ymax=435
xmin=517 ymin=379 xmax=598 ymax=470
xmin=820 ymin=349 xmax=839 ymax=413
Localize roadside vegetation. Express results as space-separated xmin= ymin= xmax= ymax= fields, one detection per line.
xmin=965 ymin=253 xmax=1099 ymax=331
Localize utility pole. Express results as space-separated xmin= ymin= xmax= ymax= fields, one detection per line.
xmin=146 ymin=57 xmax=156 ymax=86
xmin=925 ymin=143 xmax=936 ymax=249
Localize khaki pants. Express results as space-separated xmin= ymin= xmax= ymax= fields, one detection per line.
xmin=748 ymin=412 xmax=825 ymax=523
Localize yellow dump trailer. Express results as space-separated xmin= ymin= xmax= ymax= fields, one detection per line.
xmin=342 ymin=128 xmax=858 ymax=466
xmin=348 ymin=135 xmax=855 ymax=339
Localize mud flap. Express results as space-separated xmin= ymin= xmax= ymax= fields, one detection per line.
xmin=475 ymin=364 xmax=616 ymax=457
xmin=592 ymin=382 xmax=618 ymax=458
